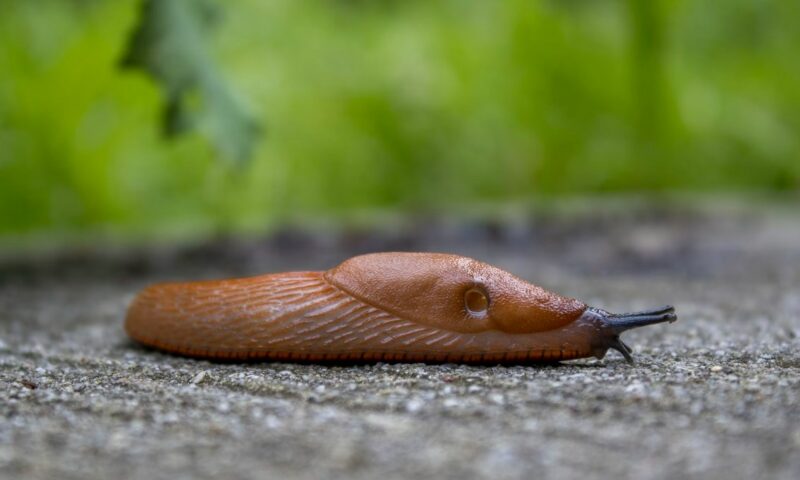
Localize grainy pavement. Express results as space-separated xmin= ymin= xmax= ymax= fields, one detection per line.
xmin=1 ymin=200 xmax=799 ymax=480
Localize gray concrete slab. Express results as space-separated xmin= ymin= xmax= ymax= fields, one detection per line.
xmin=1 ymin=200 xmax=799 ymax=480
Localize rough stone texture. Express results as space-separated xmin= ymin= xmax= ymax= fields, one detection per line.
xmin=1 ymin=200 xmax=799 ymax=480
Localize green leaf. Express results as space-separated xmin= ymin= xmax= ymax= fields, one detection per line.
xmin=120 ymin=0 xmax=261 ymax=164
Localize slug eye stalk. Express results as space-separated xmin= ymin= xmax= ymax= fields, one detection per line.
xmin=605 ymin=306 xmax=677 ymax=335
xmin=585 ymin=305 xmax=677 ymax=363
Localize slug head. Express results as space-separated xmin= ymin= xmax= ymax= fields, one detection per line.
xmin=325 ymin=252 xmax=586 ymax=334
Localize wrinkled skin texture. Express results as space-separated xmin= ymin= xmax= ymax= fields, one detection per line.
xmin=125 ymin=252 xmax=672 ymax=363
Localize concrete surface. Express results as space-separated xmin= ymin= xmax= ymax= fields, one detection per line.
xmin=1 ymin=200 xmax=799 ymax=480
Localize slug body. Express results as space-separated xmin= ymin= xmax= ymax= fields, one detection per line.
xmin=125 ymin=252 xmax=676 ymax=364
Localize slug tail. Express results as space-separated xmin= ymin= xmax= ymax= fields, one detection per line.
xmin=124 ymin=271 xmax=332 ymax=358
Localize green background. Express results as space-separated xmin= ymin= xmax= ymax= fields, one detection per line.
xmin=1 ymin=0 xmax=798 ymax=240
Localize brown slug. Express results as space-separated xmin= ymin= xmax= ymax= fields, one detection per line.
xmin=124 ymin=252 xmax=677 ymax=364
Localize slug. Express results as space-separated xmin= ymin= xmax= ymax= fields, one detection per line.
xmin=125 ymin=252 xmax=676 ymax=364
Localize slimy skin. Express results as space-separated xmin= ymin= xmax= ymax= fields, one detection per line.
xmin=125 ymin=252 xmax=677 ymax=364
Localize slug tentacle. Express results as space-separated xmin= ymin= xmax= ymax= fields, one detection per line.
xmin=124 ymin=252 xmax=677 ymax=365
xmin=604 ymin=306 xmax=677 ymax=334
xmin=604 ymin=337 xmax=634 ymax=363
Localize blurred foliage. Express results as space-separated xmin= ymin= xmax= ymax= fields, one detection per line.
xmin=121 ymin=0 xmax=260 ymax=164
xmin=0 ymin=0 xmax=798 ymax=238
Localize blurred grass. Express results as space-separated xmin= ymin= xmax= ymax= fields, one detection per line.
xmin=0 ymin=0 xmax=798 ymax=240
